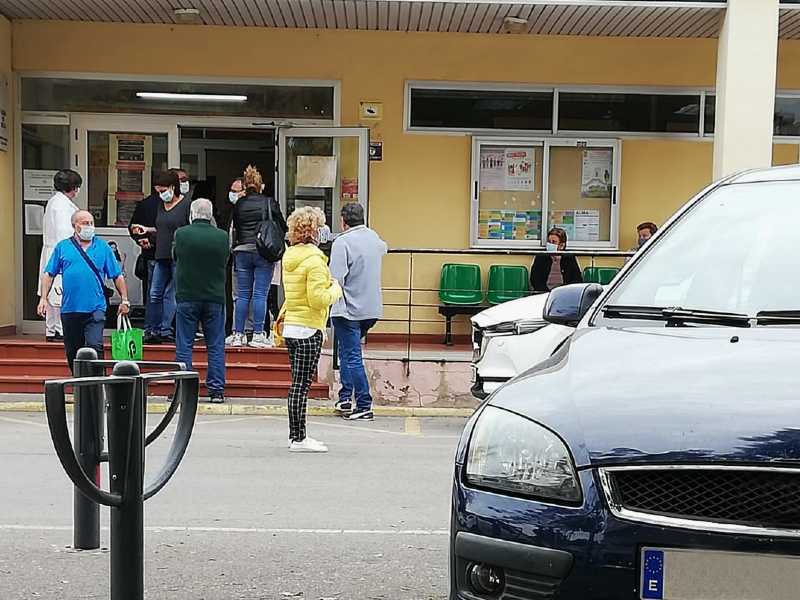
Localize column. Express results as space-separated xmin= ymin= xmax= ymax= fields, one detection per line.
xmin=712 ymin=0 xmax=780 ymax=180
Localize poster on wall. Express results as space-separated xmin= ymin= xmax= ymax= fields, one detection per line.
xmin=550 ymin=210 xmax=576 ymax=241
xmin=479 ymin=147 xmax=535 ymax=192
xmin=23 ymin=169 xmax=59 ymax=202
xmin=479 ymin=210 xmax=541 ymax=241
xmin=581 ymin=149 xmax=612 ymax=198
xmin=479 ymin=148 xmax=506 ymax=191
xmin=108 ymin=134 xmax=153 ymax=227
xmin=341 ymin=178 xmax=359 ymax=199
xmin=574 ymin=209 xmax=600 ymax=242
xmin=99 ymin=229 xmax=143 ymax=306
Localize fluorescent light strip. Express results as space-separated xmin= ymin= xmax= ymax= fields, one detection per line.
xmin=136 ymin=92 xmax=247 ymax=102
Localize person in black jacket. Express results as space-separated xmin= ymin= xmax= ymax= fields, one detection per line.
xmin=129 ymin=190 xmax=160 ymax=342
xmin=531 ymin=227 xmax=583 ymax=293
xmin=229 ymin=165 xmax=287 ymax=349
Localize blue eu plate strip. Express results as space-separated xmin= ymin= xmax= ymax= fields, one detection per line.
xmin=642 ymin=549 xmax=665 ymax=599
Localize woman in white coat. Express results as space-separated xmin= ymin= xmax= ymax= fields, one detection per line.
xmin=38 ymin=170 xmax=82 ymax=341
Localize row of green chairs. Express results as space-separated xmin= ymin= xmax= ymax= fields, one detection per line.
xmin=439 ymin=264 xmax=529 ymax=306
xmin=583 ymin=267 xmax=620 ymax=285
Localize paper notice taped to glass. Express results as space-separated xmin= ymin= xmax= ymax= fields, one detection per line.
xmin=24 ymin=169 xmax=59 ymax=202
xmin=297 ymin=156 xmax=337 ymax=188
xmin=24 ymin=204 xmax=45 ymax=235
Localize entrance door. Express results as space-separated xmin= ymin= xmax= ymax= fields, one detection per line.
xmin=278 ymin=128 xmax=369 ymax=235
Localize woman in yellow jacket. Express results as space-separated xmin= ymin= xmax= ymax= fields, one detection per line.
xmin=281 ymin=207 xmax=342 ymax=453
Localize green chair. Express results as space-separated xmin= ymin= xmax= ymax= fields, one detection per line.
xmin=487 ymin=265 xmax=529 ymax=305
xmin=438 ymin=263 xmax=482 ymax=305
xmin=583 ymin=266 xmax=620 ymax=285
xmin=583 ymin=266 xmax=602 ymax=284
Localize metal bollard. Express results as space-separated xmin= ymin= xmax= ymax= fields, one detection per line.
xmin=45 ymin=361 xmax=199 ymax=600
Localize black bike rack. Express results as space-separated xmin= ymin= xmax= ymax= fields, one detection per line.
xmin=45 ymin=359 xmax=199 ymax=600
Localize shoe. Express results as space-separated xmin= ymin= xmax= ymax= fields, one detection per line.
xmin=346 ymin=408 xmax=374 ymax=421
xmin=248 ymin=332 xmax=273 ymax=349
xmin=144 ymin=333 xmax=160 ymax=345
xmin=159 ymin=334 xmax=175 ymax=344
xmin=288 ymin=437 xmax=328 ymax=453
xmin=209 ymin=392 xmax=225 ymax=404
xmin=334 ymin=400 xmax=352 ymax=413
xmin=227 ymin=332 xmax=246 ymax=347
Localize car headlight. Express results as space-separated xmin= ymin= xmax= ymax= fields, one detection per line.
xmin=465 ymin=406 xmax=581 ymax=503
xmin=484 ymin=319 xmax=546 ymax=336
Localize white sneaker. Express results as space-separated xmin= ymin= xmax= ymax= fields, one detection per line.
xmin=288 ymin=437 xmax=328 ymax=453
xmin=248 ymin=331 xmax=273 ymax=349
xmin=227 ymin=332 xmax=246 ymax=347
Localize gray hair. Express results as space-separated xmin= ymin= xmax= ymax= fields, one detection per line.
xmin=341 ymin=202 xmax=365 ymax=227
xmin=190 ymin=198 xmax=214 ymax=222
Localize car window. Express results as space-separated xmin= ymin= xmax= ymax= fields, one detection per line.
xmin=606 ymin=181 xmax=799 ymax=315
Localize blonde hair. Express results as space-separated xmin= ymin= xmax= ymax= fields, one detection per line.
xmin=287 ymin=206 xmax=326 ymax=245
xmin=243 ymin=165 xmax=263 ymax=194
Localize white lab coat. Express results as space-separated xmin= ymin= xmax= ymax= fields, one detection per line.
xmin=38 ymin=191 xmax=79 ymax=305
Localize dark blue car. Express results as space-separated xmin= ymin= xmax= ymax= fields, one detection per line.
xmin=450 ymin=165 xmax=800 ymax=600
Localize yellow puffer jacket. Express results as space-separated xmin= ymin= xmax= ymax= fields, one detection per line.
xmin=281 ymin=243 xmax=342 ymax=331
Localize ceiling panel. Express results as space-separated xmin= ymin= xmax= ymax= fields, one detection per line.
xmin=0 ymin=0 xmax=740 ymax=39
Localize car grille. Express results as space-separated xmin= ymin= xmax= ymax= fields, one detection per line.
xmin=604 ymin=467 xmax=800 ymax=530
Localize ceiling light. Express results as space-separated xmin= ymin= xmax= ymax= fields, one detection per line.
xmin=502 ymin=16 xmax=528 ymax=34
xmin=174 ymin=8 xmax=203 ymax=24
xmin=136 ymin=92 xmax=248 ymax=102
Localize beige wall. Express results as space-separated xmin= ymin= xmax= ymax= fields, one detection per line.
xmin=0 ymin=16 xmax=12 ymax=329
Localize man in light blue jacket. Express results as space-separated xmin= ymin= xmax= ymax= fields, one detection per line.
xmin=329 ymin=203 xmax=387 ymax=421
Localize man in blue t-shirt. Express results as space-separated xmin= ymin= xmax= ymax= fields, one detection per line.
xmin=38 ymin=210 xmax=130 ymax=372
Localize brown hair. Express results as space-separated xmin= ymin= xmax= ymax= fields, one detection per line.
xmin=547 ymin=227 xmax=568 ymax=247
xmin=287 ymin=206 xmax=326 ymax=245
xmin=243 ymin=165 xmax=263 ymax=194
xmin=155 ymin=170 xmax=179 ymax=190
xmin=637 ymin=222 xmax=658 ymax=236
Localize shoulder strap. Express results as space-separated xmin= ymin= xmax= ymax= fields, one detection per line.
xmin=70 ymin=237 xmax=106 ymax=295
xmin=260 ymin=195 xmax=273 ymax=223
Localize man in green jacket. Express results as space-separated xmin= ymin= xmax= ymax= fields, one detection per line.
xmin=174 ymin=198 xmax=230 ymax=403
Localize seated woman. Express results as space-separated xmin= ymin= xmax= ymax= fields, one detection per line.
xmin=530 ymin=227 xmax=583 ymax=292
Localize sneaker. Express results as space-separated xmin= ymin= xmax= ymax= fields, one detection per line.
xmin=248 ymin=332 xmax=273 ymax=349
xmin=346 ymin=408 xmax=374 ymax=421
xmin=334 ymin=400 xmax=352 ymax=413
xmin=144 ymin=333 xmax=160 ymax=345
xmin=289 ymin=437 xmax=328 ymax=453
xmin=209 ymin=392 xmax=225 ymax=404
xmin=227 ymin=332 xmax=246 ymax=347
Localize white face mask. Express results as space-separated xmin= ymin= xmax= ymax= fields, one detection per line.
xmin=77 ymin=225 xmax=95 ymax=241
xmin=229 ymin=191 xmax=241 ymax=204
xmin=180 ymin=181 xmax=190 ymax=195
xmin=160 ymin=189 xmax=174 ymax=203
xmin=546 ymin=242 xmax=558 ymax=253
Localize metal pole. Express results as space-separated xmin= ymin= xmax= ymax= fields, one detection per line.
xmin=73 ymin=347 xmax=103 ymax=550
xmin=107 ymin=361 xmax=144 ymax=600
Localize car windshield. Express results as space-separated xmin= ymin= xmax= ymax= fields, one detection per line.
xmin=605 ymin=180 xmax=799 ymax=317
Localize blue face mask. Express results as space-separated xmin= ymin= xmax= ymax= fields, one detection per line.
xmin=77 ymin=225 xmax=95 ymax=241
xmin=229 ymin=191 xmax=241 ymax=204
xmin=160 ymin=189 xmax=174 ymax=203
xmin=546 ymin=242 xmax=558 ymax=253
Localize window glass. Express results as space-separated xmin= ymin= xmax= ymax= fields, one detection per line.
xmin=547 ymin=146 xmax=614 ymax=244
xmin=704 ymin=94 xmax=715 ymax=134
xmin=558 ymin=92 xmax=701 ymax=133
xmin=411 ymin=88 xmax=553 ymax=131
xmin=606 ymin=181 xmax=800 ymax=315
xmin=475 ymin=144 xmax=544 ymax=242
xmin=22 ymin=78 xmax=334 ymax=120
xmin=774 ymin=97 xmax=800 ymax=136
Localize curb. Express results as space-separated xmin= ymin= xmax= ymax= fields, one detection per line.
xmin=0 ymin=401 xmax=475 ymax=418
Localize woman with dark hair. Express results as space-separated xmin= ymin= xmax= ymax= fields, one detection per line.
xmin=132 ymin=170 xmax=189 ymax=343
xmin=531 ymin=227 xmax=583 ymax=292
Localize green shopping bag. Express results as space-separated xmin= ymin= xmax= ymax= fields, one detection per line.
xmin=111 ymin=315 xmax=143 ymax=361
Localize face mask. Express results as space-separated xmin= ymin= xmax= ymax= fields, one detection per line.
xmin=229 ymin=191 xmax=240 ymax=204
xmin=311 ymin=230 xmax=321 ymax=246
xmin=74 ymin=187 xmax=81 ymax=197
xmin=180 ymin=181 xmax=190 ymax=195
xmin=546 ymin=242 xmax=558 ymax=253
xmin=77 ymin=225 xmax=95 ymax=241
xmin=638 ymin=237 xmax=648 ymax=248
xmin=160 ymin=189 xmax=174 ymax=203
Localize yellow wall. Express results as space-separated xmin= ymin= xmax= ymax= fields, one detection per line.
xmin=0 ymin=16 xmax=13 ymax=328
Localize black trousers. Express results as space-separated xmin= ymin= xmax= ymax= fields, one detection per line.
xmin=62 ymin=310 xmax=105 ymax=373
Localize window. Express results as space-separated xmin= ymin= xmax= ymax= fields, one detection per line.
xmin=471 ymin=138 xmax=619 ymax=249
xmin=774 ymin=97 xmax=800 ymax=136
xmin=558 ymin=92 xmax=701 ymax=134
xmin=409 ymin=86 xmax=553 ymax=131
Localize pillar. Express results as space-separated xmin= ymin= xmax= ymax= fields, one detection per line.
xmin=712 ymin=0 xmax=780 ymax=180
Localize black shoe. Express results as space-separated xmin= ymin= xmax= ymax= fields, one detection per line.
xmin=144 ymin=333 xmax=160 ymax=345
xmin=46 ymin=333 xmax=63 ymax=343
xmin=159 ymin=334 xmax=175 ymax=344
xmin=334 ymin=400 xmax=352 ymax=413
xmin=346 ymin=408 xmax=374 ymax=421
xmin=209 ymin=392 xmax=225 ymax=404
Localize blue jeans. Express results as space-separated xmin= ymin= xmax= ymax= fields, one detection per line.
xmin=143 ymin=259 xmax=158 ymax=335
xmin=233 ymin=251 xmax=274 ymax=334
xmin=176 ymin=301 xmax=226 ymax=396
xmin=149 ymin=260 xmax=176 ymax=337
xmin=332 ymin=317 xmax=377 ymax=410
xmin=62 ymin=310 xmax=105 ymax=374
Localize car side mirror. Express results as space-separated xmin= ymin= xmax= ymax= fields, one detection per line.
xmin=544 ymin=284 xmax=604 ymax=327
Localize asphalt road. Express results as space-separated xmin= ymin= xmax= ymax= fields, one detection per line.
xmin=0 ymin=412 xmax=467 ymax=599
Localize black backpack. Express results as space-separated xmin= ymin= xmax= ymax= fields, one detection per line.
xmin=255 ymin=197 xmax=286 ymax=262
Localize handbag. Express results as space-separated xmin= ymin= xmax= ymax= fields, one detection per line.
xmin=272 ymin=304 xmax=286 ymax=348
xmin=70 ymin=237 xmax=115 ymax=303
xmin=111 ymin=315 xmax=143 ymax=361
xmin=255 ymin=197 xmax=286 ymax=263
xmin=134 ymin=253 xmax=148 ymax=280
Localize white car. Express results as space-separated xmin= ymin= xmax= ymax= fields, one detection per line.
xmin=470 ymin=293 xmax=573 ymax=399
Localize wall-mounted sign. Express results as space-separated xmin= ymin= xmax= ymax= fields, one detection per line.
xmin=359 ymin=102 xmax=383 ymax=121
xmin=0 ymin=74 xmax=8 ymax=153
xmin=369 ymin=141 xmax=383 ymax=161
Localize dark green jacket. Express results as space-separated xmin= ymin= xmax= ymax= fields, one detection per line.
xmin=174 ymin=220 xmax=230 ymax=305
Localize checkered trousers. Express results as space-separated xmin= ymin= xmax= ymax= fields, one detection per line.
xmin=286 ymin=331 xmax=324 ymax=442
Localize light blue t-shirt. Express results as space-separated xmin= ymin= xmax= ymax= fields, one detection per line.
xmin=45 ymin=237 xmax=122 ymax=314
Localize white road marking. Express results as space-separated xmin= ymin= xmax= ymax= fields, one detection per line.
xmin=0 ymin=415 xmax=48 ymax=428
xmin=0 ymin=524 xmax=448 ymax=536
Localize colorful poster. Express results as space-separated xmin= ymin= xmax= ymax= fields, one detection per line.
xmin=574 ymin=209 xmax=600 ymax=242
xmin=479 ymin=209 xmax=541 ymax=241
xmin=581 ymin=149 xmax=612 ymax=198
xmin=341 ymin=178 xmax=359 ymax=199
xmin=108 ymin=134 xmax=153 ymax=226
xmin=479 ymin=148 xmax=505 ymax=191
xmin=550 ymin=210 xmax=576 ymax=241
xmin=504 ymin=149 xmax=534 ymax=192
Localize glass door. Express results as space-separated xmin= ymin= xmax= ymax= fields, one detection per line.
xmin=278 ymin=128 xmax=369 ymax=237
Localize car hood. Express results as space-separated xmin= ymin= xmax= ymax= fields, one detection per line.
xmin=471 ymin=293 xmax=548 ymax=328
xmin=489 ymin=326 xmax=800 ymax=467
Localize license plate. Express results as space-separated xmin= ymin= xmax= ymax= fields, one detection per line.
xmin=641 ymin=547 xmax=800 ymax=600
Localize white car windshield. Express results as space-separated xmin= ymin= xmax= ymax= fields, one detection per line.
xmin=607 ymin=180 xmax=799 ymax=316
